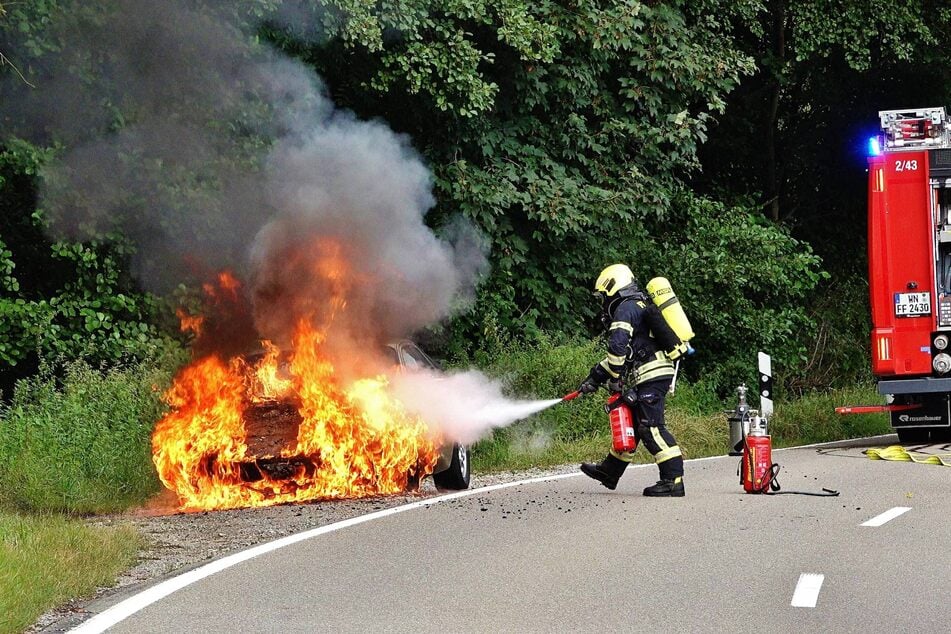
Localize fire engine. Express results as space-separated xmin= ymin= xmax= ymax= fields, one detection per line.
xmin=863 ymin=106 xmax=951 ymax=442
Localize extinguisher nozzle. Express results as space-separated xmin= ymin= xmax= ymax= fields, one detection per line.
xmin=562 ymin=390 xmax=581 ymax=402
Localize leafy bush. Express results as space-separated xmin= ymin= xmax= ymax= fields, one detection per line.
xmin=0 ymin=139 xmax=176 ymax=398
xmin=0 ymin=355 xmax=181 ymax=513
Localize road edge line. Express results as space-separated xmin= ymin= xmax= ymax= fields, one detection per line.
xmin=69 ymin=472 xmax=579 ymax=633
xmin=70 ymin=435 xmax=889 ymax=632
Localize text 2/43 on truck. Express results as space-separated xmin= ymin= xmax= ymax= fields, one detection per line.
xmin=851 ymin=107 xmax=951 ymax=443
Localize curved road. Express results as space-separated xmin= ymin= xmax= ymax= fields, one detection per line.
xmin=74 ymin=437 xmax=951 ymax=632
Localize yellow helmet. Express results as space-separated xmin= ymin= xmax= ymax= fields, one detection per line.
xmin=594 ymin=264 xmax=635 ymax=297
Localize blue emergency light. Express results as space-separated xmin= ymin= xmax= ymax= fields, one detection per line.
xmin=868 ymin=136 xmax=882 ymax=156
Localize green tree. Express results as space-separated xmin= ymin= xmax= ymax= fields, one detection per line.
xmin=0 ymin=0 xmax=831 ymax=394
xmin=264 ymin=0 xmax=823 ymax=384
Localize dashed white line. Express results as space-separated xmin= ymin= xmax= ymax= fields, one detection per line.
xmin=861 ymin=506 xmax=911 ymax=527
xmin=791 ymin=573 xmax=825 ymax=608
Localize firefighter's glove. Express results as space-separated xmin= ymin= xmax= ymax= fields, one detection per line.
xmin=578 ymin=377 xmax=599 ymax=394
xmin=621 ymin=388 xmax=638 ymax=408
xmin=579 ymin=364 xmax=608 ymax=394
xmin=606 ymin=377 xmax=624 ymax=394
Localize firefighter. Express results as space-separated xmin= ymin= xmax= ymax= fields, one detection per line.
xmin=578 ymin=263 xmax=686 ymax=497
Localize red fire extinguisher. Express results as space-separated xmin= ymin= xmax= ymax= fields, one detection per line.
xmin=562 ymin=389 xmax=638 ymax=453
xmin=606 ymin=393 xmax=638 ymax=453
xmin=741 ymin=416 xmax=778 ymax=493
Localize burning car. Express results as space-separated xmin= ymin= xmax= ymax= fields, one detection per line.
xmin=152 ymin=323 xmax=470 ymax=512
xmin=239 ymin=340 xmax=470 ymax=493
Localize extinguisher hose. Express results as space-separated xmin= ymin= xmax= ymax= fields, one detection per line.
xmin=738 ymin=447 xmax=841 ymax=497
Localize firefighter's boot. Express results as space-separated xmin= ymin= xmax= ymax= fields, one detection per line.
xmin=643 ymin=477 xmax=685 ymax=497
xmin=580 ymin=454 xmax=628 ymax=490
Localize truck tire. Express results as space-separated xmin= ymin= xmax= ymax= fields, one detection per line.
xmin=897 ymin=428 xmax=930 ymax=444
xmin=930 ymin=427 xmax=951 ymax=442
xmin=433 ymin=443 xmax=470 ymax=490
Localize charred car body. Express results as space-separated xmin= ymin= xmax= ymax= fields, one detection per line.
xmin=238 ymin=340 xmax=470 ymax=492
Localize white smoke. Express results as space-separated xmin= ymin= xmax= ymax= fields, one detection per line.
xmin=390 ymin=369 xmax=562 ymax=444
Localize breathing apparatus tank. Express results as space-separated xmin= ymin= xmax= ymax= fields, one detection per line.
xmin=646 ymin=277 xmax=694 ymax=349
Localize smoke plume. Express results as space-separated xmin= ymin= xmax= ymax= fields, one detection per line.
xmin=2 ymin=1 xmax=563 ymax=443
xmin=1 ymin=0 xmax=487 ymax=354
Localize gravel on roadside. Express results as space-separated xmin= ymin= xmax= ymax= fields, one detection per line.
xmin=32 ymin=465 xmax=580 ymax=632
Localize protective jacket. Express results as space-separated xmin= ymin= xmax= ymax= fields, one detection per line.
xmin=594 ymin=293 xmax=678 ymax=386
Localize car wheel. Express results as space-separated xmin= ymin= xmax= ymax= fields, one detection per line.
xmin=897 ymin=427 xmax=930 ymax=444
xmin=432 ymin=443 xmax=470 ymax=490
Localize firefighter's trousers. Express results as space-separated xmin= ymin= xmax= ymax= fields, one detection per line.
xmin=610 ymin=378 xmax=685 ymax=480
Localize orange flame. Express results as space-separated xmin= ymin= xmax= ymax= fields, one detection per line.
xmin=152 ymin=274 xmax=440 ymax=512
xmin=176 ymin=309 xmax=204 ymax=336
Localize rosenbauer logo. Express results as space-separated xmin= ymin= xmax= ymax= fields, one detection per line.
xmin=898 ymin=414 xmax=944 ymax=423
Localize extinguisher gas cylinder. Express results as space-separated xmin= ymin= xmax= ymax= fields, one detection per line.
xmin=606 ymin=394 xmax=638 ymax=453
xmin=742 ymin=434 xmax=773 ymax=493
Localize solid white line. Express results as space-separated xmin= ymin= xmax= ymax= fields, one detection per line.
xmin=70 ymin=435 xmax=883 ymax=633
xmin=791 ymin=573 xmax=825 ymax=608
xmin=861 ymin=506 xmax=911 ymax=527
xmin=69 ymin=472 xmax=580 ymax=634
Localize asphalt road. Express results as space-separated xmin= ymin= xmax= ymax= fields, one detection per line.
xmin=80 ymin=437 xmax=951 ymax=633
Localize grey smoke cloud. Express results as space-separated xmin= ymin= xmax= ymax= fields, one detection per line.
xmin=2 ymin=0 xmax=488 ymax=351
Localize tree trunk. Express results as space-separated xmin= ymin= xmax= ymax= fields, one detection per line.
xmin=765 ymin=0 xmax=786 ymax=222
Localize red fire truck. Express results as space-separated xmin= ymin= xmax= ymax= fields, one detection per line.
xmin=865 ymin=107 xmax=951 ymax=442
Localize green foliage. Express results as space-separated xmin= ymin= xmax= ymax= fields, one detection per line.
xmin=468 ymin=335 xmax=607 ymax=441
xmin=0 ymin=357 xmax=179 ymax=513
xmin=784 ymin=271 xmax=873 ymax=393
xmin=656 ymin=195 xmax=826 ymax=391
xmin=267 ymin=2 xmax=767 ymax=350
xmin=769 ymin=383 xmax=890 ymax=447
xmin=789 ymin=1 xmax=941 ymax=71
xmin=0 ymin=511 xmax=139 ymax=634
xmin=0 ymin=238 xmax=172 ymax=368
xmin=0 ymin=0 xmax=918 ymax=401
xmin=0 ymin=137 xmax=176 ymax=387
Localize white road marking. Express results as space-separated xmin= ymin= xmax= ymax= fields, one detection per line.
xmin=69 ymin=472 xmax=581 ymax=633
xmin=791 ymin=573 xmax=825 ymax=608
xmin=861 ymin=506 xmax=911 ymax=527
xmin=68 ymin=435 xmax=887 ymax=633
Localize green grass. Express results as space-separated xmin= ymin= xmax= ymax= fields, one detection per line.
xmin=0 ymin=359 xmax=175 ymax=514
xmin=0 ymin=510 xmax=140 ymax=634
xmin=470 ymin=340 xmax=892 ymax=472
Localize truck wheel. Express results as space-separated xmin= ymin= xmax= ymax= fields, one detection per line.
xmin=433 ymin=443 xmax=470 ymax=490
xmin=897 ymin=428 xmax=930 ymax=444
xmin=930 ymin=428 xmax=951 ymax=443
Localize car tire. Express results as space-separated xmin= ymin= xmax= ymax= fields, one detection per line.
xmin=897 ymin=427 xmax=930 ymax=444
xmin=433 ymin=443 xmax=470 ymax=490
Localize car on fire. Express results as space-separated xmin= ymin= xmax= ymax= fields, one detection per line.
xmin=238 ymin=340 xmax=471 ymax=492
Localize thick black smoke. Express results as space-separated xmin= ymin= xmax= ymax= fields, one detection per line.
xmin=1 ymin=0 xmax=487 ymax=356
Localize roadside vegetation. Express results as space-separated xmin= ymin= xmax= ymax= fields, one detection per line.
xmin=0 ymin=511 xmax=140 ymax=634
xmin=0 ymin=357 xmax=177 ymax=514
xmin=0 ymin=0 xmax=946 ymax=631
xmin=0 ymin=355 xmax=176 ymax=632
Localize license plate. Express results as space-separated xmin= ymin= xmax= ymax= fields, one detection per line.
xmin=894 ymin=292 xmax=931 ymax=317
